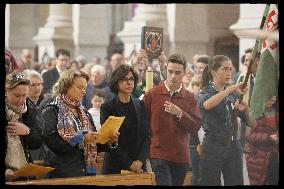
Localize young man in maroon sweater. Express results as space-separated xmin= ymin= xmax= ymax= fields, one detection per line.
xmin=144 ymin=54 xmax=201 ymax=186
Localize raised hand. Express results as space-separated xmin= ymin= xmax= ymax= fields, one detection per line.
xmin=132 ymin=49 xmax=149 ymax=69
xmin=158 ymin=52 xmax=167 ymax=70
xmin=234 ymin=99 xmax=249 ymax=112
xmin=229 ymin=82 xmax=248 ymax=95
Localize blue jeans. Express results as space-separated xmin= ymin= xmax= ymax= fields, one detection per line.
xmin=199 ymin=139 xmax=243 ymax=186
xmin=190 ymin=146 xmax=200 ymax=185
xmin=150 ymin=158 xmax=188 ymax=186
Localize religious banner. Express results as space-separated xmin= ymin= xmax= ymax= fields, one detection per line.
xmin=249 ymin=4 xmax=279 ymax=121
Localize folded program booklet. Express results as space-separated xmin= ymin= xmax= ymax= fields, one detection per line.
xmin=14 ymin=163 xmax=55 ymax=177
xmin=96 ymin=116 xmax=125 ymax=144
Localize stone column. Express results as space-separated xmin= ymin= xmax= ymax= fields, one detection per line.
xmin=33 ymin=4 xmax=74 ymax=62
xmin=5 ymin=4 xmax=35 ymax=59
xmin=73 ymin=4 xmax=112 ymax=61
xmin=230 ymin=4 xmax=266 ymax=70
xmin=171 ymin=4 xmax=211 ymax=62
xmin=117 ymin=4 xmax=169 ymax=59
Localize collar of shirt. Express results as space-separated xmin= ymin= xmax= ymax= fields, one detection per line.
xmin=250 ymin=73 xmax=256 ymax=82
xmin=164 ymin=81 xmax=182 ymax=96
xmin=28 ymin=96 xmax=39 ymax=105
xmin=56 ymin=65 xmax=63 ymax=75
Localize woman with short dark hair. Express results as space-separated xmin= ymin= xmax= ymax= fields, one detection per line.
xmin=100 ymin=64 xmax=150 ymax=174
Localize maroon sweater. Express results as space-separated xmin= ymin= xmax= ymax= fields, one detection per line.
xmin=144 ymin=82 xmax=201 ymax=163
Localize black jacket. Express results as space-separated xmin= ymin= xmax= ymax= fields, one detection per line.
xmin=42 ymin=67 xmax=59 ymax=95
xmin=21 ymin=98 xmax=44 ymax=152
xmin=99 ymin=96 xmax=150 ymax=174
xmin=41 ymin=99 xmax=97 ymax=178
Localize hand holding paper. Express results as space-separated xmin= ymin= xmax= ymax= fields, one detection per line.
xmin=84 ymin=131 xmax=99 ymax=145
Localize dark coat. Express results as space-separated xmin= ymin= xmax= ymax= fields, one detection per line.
xmin=41 ymin=99 xmax=97 ymax=178
xmin=42 ymin=67 xmax=59 ymax=95
xmin=20 ymin=98 xmax=44 ymax=163
xmin=22 ymin=97 xmax=45 ymax=161
xmin=99 ymin=96 xmax=150 ymax=174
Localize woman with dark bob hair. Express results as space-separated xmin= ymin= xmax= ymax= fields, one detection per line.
xmin=99 ymin=64 xmax=150 ymax=174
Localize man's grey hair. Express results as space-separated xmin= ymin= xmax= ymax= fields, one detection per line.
xmin=76 ymin=55 xmax=87 ymax=64
xmin=24 ymin=69 xmax=43 ymax=83
xmin=91 ymin=64 xmax=106 ymax=76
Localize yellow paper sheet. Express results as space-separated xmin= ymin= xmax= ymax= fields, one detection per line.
xmin=121 ymin=170 xmax=135 ymax=174
xmin=14 ymin=163 xmax=55 ymax=177
xmin=96 ymin=116 xmax=125 ymax=144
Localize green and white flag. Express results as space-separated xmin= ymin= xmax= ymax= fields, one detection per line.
xmin=249 ymin=4 xmax=279 ymax=121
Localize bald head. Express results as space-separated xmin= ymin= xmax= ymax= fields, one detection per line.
xmin=110 ymin=53 xmax=123 ymax=70
xmin=22 ymin=49 xmax=32 ymax=64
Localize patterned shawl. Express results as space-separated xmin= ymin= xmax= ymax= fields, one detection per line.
xmin=56 ymin=94 xmax=97 ymax=174
xmin=5 ymin=49 xmax=19 ymax=74
xmin=5 ymin=100 xmax=28 ymax=170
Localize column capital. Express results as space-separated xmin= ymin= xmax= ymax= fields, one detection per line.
xmin=117 ymin=4 xmax=169 ymax=59
xmin=230 ymin=4 xmax=266 ymax=38
xmin=45 ymin=4 xmax=72 ymax=28
xmin=33 ymin=4 xmax=74 ymax=62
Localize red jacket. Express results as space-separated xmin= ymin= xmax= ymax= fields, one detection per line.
xmin=144 ymin=82 xmax=201 ymax=163
xmin=245 ymin=107 xmax=278 ymax=185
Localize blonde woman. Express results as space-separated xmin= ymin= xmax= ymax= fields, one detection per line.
xmin=41 ymin=69 xmax=118 ymax=178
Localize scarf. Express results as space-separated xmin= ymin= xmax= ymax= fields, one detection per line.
xmin=5 ymin=49 xmax=19 ymax=74
xmin=56 ymin=94 xmax=97 ymax=174
xmin=209 ymin=80 xmax=232 ymax=128
xmin=5 ymin=100 xmax=28 ymax=170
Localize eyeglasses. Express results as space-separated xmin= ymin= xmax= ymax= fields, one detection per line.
xmin=122 ymin=77 xmax=135 ymax=82
xmin=30 ymin=83 xmax=43 ymax=88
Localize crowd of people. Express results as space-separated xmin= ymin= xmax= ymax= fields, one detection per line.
xmin=4 ymin=45 xmax=278 ymax=185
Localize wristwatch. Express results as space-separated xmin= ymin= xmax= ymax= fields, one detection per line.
xmin=107 ymin=140 xmax=119 ymax=149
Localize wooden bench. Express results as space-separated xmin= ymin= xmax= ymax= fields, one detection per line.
xmin=6 ymin=172 xmax=156 ymax=185
xmin=31 ymin=153 xmax=104 ymax=177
